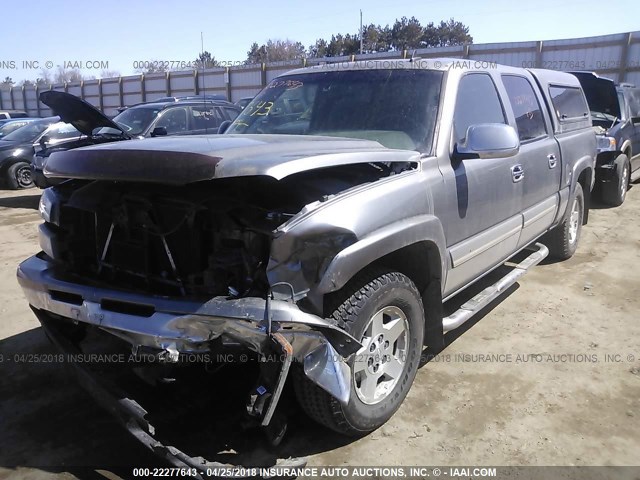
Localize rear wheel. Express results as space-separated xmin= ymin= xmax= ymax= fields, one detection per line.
xmin=6 ymin=161 xmax=34 ymax=189
xmin=543 ymin=182 xmax=584 ymax=260
xmin=294 ymin=270 xmax=424 ymax=436
xmin=601 ymin=154 xmax=629 ymax=207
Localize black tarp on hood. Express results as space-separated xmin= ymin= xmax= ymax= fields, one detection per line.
xmin=39 ymin=91 xmax=130 ymax=137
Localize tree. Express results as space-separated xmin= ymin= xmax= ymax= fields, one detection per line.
xmin=362 ymin=24 xmax=392 ymax=53
xmin=35 ymin=69 xmax=53 ymax=87
xmin=323 ymin=33 xmax=360 ymax=57
xmin=433 ymin=18 xmax=473 ymax=47
xmin=391 ymin=16 xmax=424 ymax=51
xmin=305 ymin=16 xmax=472 ymax=59
xmin=194 ymin=51 xmax=219 ymax=70
xmin=246 ymin=39 xmax=305 ymax=64
xmin=54 ymin=66 xmax=83 ymax=84
xmin=1 ymin=76 xmax=14 ymax=87
xmin=308 ymin=38 xmax=328 ymax=58
xmin=100 ymin=69 xmax=121 ymax=79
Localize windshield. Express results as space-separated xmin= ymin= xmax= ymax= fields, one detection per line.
xmin=1 ymin=119 xmax=53 ymax=143
xmin=36 ymin=122 xmax=82 ymax=145
xmin=227 ymin=69 xmax=443 ymax=153
xmin=105 ymin=106 xmax=162 ymax=136
xmin=0 ymin=121 xmax=31 ymax=139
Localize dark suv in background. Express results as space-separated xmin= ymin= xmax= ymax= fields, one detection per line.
xmin=106 ymin=99 xmax=240 ymax=138
xmin=572 ymin=72 xmax=640 ymax=206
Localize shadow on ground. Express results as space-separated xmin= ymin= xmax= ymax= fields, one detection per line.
xmin=0 ymin=265 xmax=523 ymax=478
xmin=0 ymin=193 xmax=41 ymax=210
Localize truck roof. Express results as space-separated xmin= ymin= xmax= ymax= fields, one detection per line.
xmin=287 ymin=58 xmax=485 ymax=75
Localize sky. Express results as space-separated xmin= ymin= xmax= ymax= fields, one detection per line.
xmin=1 ymin=0 xmax=638 ymax=83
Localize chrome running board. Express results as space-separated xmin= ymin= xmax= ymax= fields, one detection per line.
xmin=442 ymin=242 xmax=549 ymax=333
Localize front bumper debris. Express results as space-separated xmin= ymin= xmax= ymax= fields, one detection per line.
xmin=36 ymin=314 xmax=308 ymax=477
xmin=17 ymin=254 xmax=361 ymax=469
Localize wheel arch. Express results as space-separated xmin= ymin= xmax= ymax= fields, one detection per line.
xmin=573 ymin=163 xmax=593 ymax=225
xmin=315 ymin=217 xmax=446 ymax=349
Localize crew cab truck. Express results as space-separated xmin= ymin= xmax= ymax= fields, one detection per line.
xmin=571 ymin=72 xmax=640 ymax=206
xmin=17 ymin=59 xmax=595 ymax=466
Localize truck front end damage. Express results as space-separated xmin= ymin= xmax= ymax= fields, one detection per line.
xmin=18 ymin=136 xmax=419 ymax=462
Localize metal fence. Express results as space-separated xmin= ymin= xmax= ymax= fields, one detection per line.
xmin=1 ymin=30 xmax=638 ymax=118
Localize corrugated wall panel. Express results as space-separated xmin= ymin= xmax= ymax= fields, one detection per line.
xmin=123 ymin=93 xmax=143 ymax=106
xmin=199 ymin=71 xmax=226 ymax=90
xmin=231 ymin=88 xmax=260 ymax=102
xmin=231 ymin=69 xmax=261 ymax=88
xmin=144 ymin=76 xmax=167 ymax=96
xmin=122 ymin=77 xmax=141 ymax=93
xmin=67 ymin=85 xmax=82 ymax=97
xmin=625 ymin=72 xmax=640 ymax=86
xmin=101 ymin=80 xmax=119 ymax=95
xmin=170 ymin=72 xmax=196 ymax=92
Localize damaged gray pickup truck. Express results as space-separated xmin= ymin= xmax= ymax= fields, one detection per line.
xmin=18 ymin=59 xmax=596 ymax=462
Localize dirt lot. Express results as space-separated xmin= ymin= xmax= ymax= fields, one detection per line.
xmin=0 ymin=184 xmax=639 ymax=479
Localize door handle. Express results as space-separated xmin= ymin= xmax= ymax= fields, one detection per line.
xmin=548 ymin=154 xmax=557 ymax=168
xmin=511 ymin=164 xmax=524 ymax=183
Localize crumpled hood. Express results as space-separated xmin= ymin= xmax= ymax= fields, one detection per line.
xmin=40 ymin=91 xmax=129 ymax=137
xmin=44 ymin=134 xmax=420 ymax=184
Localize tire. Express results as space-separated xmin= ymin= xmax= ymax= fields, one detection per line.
xmin=294 ymin=270 xmax=424 ymax=436
xmin=543 ymin=182 xmax=584 ymax=260
xmin=601 ymin=154 xmax=629 ymax=207
xmin=6 ymin=161 xmax=34 ymax=189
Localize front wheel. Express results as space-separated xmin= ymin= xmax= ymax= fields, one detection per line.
xmin=6 ymin=161 xmax=34 ymax=189
xmin=543 ymin=182 xmax=584 ymax=260
xmin=294 ymin=270 xmax=424 ymax=436
xmin=601 ymin=154 xmax=629 ymax=207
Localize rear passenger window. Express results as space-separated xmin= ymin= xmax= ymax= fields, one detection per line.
xmin=502 ymin=75 xmax=547 ymax=141
xmin=454 ymin=74 xmax=506 ymax=145
xmin=549 ymin=86 xmax=588 ymax=120
xmin=224 ymin=107 xmax=239 ymax=121
xmin=191 ymin=105 xmax=224 ymax=130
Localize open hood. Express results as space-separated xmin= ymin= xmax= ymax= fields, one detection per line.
xmin=39 ymin=91 xmax=129 ymax=138
xmin=571 ymin=72 xmax=621 ymax=120
xmin=44 ymin=134 xmax=419 ymax=184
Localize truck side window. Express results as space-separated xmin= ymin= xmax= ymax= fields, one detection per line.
xmin=156 ymin=107 xmax=188 ymax=134
xmin=548 ymin=86 xmax=588 ymax=120
xmin=454 ymin=74 xmax=506 ymax=145
xmin=502 ymin=75 xmax=547 ymax=142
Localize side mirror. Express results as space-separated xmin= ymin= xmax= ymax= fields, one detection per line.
xmin=454 ymin=123 xmax=520 ymax=160
xmin=150 ymin=126 xmax=168 ymax=137
xmin=39 ymin=135 xmax=50 ymax=149
xmin=218 ymin=120 xmax=232 ymax=134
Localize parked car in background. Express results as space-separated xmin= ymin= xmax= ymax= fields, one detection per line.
xmin=571 ymin=72 xmax=640 ymax=206
xmin=32 ymin=91 xmax=132 ymax=188
xmin=235 ymin=96 xmax=254 ymax=110
xmin=153 ymin=94 xmax=230 ymax=103
xmin=105 ymin=99 xmax=240 ymax=138
xmin=0 ymin=117 xmax=58 ymax=189
xmin=116 ymin=94 xmax=233 ymax=113
xmin=0 ymin=118 xmax=40 ymax=139
xmin=0 ymin=110 xmax=29 ymax=124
